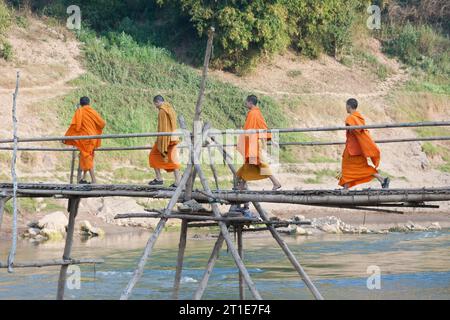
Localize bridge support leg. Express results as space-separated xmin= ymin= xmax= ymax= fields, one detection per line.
xmin=237 ymin=224 xmax=245 ymax=300
xmin=252 ymin=201 xmax=324 ymax=300
xmin=57 ymin=196 xmax=80 ymax=300
xmin=120 ymin=163 xmax=193 ymax=300
xmin=193 ymin=232 xmax=225 ymax=300
xmin=195 ymin=164 xmax=262 ymax=300
xmin=172 ymin=219 xmax=188 ymax=299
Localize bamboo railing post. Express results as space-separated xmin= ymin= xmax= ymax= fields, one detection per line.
xmin=193 ymin=233 xmax=225 ymax=300
xmin=69 ymin=151 xmax=76 ymax=184
xmin=206 ymin=140 xmax=220 ymax=190
xmin=194 ymin=27 xmax=215 ymax=123
xmin=0 ymin=196 xmax=11 ymax=232
xmin=252 ymin=201 xmax=324 ymax=300
xmin=69 ymin=103 xmax=81 ymax=185
xmin=120 ymin=163 xmax=193 ymax=300
xmin=7 ymin=71 xmax=20 ymax=273
xmin=172 ymin=219 xmax=188 ymax=299
xmin=56 ymin=196 xmax=80 ymax=300
xmin=195 ymin=164 xmax=262 ymax=300
xmin=178 ymin=115 xmax=196 ymax=201
xmin=237 ymin=224 xmax=245 ymax=300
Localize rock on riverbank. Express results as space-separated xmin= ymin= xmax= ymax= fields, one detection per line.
xmin=22 ymin=212 xmax=105 ymax=242
xmin=278 ymin=215 xmax=442 ymax=236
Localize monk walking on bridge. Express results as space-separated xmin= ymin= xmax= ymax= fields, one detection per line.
xmin=63 ymin=96 xmax=106 ymax=184
xmin=338 ymin=98 xmax=390 ymax=190
xmin=236 ymin=95 xmax=281 ymax=191
xmin=148 ymin=95 xmax=181 ymax=188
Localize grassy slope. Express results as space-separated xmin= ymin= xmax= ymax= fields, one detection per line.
xmin=58 ymin=31 xmax=289 ymax=141
xmin=48 ymin=30 xmax=297 ymax=185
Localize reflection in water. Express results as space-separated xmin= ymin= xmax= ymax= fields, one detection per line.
xmin=0 ymin=229 xmax=449 ymax=299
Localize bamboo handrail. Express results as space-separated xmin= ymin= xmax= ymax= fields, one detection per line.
xmin=0 ymin=131 xmax=186 ymax=144
xmin=1 ymin=135 xmax=450 ymax=152
xmin=0 ymin=120 xmax=449 ymax=145
xmin=209 ymin=120 xmax=450 ymax=135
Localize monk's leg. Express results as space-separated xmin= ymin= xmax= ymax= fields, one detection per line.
xmin=373 ymin=173 xmax=384 ymax=183
xmin=173 ymin=169 xmax=180 ymax=186
xmin=89 ymin=169 xmax=97 ymax=184
xmin=268 ymin=175 xmax=281 ymax=191
xmin=154 ymin=169 xmax=163 ymax=182
xmin=237 ymin=177 xmax=247 ymax=191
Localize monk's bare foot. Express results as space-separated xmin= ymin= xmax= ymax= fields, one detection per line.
xmin=272 ymin=184 xmax=282 ymax=191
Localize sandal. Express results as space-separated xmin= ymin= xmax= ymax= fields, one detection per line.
xmin=381 ymin=177 xmax=390 ymax=189
xmin=148 ymin=179 xmax=164 ymax=186
xmin=78 ymin=179 xmax=90 ymax=184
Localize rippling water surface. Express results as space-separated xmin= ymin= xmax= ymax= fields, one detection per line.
xmin=1 ymin=229 xmax=449 ymax=299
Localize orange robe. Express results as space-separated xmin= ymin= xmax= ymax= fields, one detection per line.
xmin=236 ymin=106 xmax=272 ymax=181
xmin=64 ymin=105 xmax=106 ymax=171
xmin=149 ymin=102 xmax=180 ymax=172
xmin=338 ymin=111 xmax=380 ymax=188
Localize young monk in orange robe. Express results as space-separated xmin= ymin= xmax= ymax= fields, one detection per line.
xmin=236 ymin=95 xmax=281 ymax=191
xmin=338 ymin=98 xmax=390 ymax=189
xmin=64 ymin=96 xmax=106 ymax=184
xmin=148 ymin=95 xmax=181 ymax=187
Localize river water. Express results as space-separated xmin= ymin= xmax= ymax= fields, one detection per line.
xmin=1 ymin=229 xmax=449 ymax=300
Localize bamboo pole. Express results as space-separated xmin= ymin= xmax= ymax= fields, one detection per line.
xmin=7 ymin=72 xmax=20 ymax=273
xmin=5 ymin=185 xmax=450 ymax=205
xmin=308 ymin=204 xmax=404 ymax=214
xmin=170 ymin=29 xmax=215 ymax=300
xmin=115 ymin=212 xmax=259 ymax=222
xmin=172 ymin=219 xmax=188 ymax=300
xmin=211 ymin=120 xmax=450 ymax=136
xmin=2 ymin=135 xmax=450 ymax=153
xmin=187 ymin=220 xmax=310 ymax=228
xmin=276 ymin=136 xmax=450 ymax=146
xmin=207 ymin=141 xmax=220 ymax=190
xmin=120 ymin=163 xmax=193 ymax=300
xmin=252 ymin=201 xmax=323 ymax=300
xmin=4 ymin=186 xmax=450 ymax=205
xmin=56 ymin=196 xmax=80 ymax=300
xmin=237 ymin=224 xmax=245 ymax=300
xmin=0 ymin=197 xmax=11 ymax=232
xmin=0 ymin=258 xmax=103 ymax=268
xmin=195 ymin=164 xmax=262 ymax=300
xmin=2 ymin=121 xmax=450 ymax=145
xmin=0 ymin=131 xmax=185 ymax=145
xmin=179 ymin=114 xmax=197 ymax=202
xmin=193 ymin=233 xmax=225 ymax=300
xmin=194 ymin=27 xmax=215 ymax=123
xmin=69 ymin=151 xmax=76 ymax=184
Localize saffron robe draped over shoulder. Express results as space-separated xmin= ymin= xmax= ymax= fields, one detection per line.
xmin=338 ymin=111 xmax=380 ymax=188
xmin=236 ymin=106 xmax=273 ymax=181
xmin=64 ymin=105 xmax=106 ymax=171
xmin=149 ymin=102 xmax=181 ymax=172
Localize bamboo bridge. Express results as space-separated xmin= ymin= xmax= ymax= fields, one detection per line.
xmin=1 ymin=28 xmax=450 ymax=301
